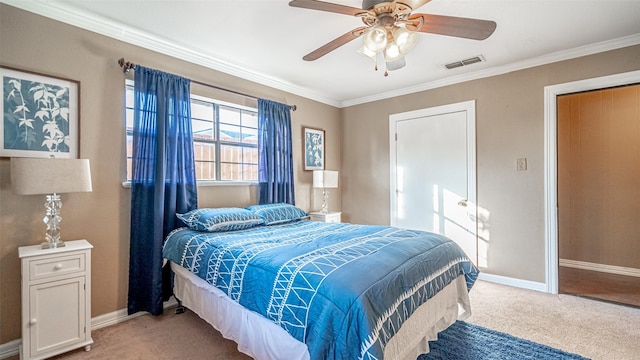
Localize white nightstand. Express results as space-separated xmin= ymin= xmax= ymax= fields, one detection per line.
xmin=309 ymin=211 xmax=342 ymax=223
xmin=19 ymin=240 xmax=93 ymax=360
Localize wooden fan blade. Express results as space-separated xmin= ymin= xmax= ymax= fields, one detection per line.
xmin=397 ymin=0 xmax=432 ymax=11
xmin=289 ymin=0 xmax=367 ymax=16
xmin=409 ymin=13 xmax=496 ymax=40
xmin=303 ymin=27 xmax=369 ymax=61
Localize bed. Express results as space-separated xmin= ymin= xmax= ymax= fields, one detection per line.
xmin=162 ymin=204 xmax=478 ymax=360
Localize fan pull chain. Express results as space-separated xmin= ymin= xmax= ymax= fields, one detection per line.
xmin=372 ymin=52 xmax=389 ymax=76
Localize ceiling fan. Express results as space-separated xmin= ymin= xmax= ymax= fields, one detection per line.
xmin=289 ymin=0 xmax=497 ymax=73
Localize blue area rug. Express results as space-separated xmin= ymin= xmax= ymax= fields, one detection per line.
xmin=417 ymin=321 xmax=590 ymax=360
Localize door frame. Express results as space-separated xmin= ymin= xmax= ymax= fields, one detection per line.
xmin=389 ymin=100 xmax=477 ymax=258
xmin=543 ymin=70 xmax=640 ymax=294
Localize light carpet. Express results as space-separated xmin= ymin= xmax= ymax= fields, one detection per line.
xmin=17 ymin=280 xmax=636 ymax=360
xmin=466 ymin=280 xmax=640 ymax=360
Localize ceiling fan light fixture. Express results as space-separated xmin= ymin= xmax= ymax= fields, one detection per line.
xmin=357 ymin=45 xmax=377 ymax=61
xmin=384 ymin=42 xmax=401 ymax=61
xmin=393 ymin=26 xmax=419 ymax=53
xmin=289 ymin=0 xmax=498 ymax=74
xmin=386 ymin=56 xmax=406 ymax=71
xmin=363 ymin=26 xmax=388 ymax=52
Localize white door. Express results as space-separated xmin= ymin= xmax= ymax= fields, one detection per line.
xmin=389 ymin=101 xmax=477 ymax=263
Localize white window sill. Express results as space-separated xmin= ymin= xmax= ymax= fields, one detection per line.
xmin=121 ymin=180 xmax=258 ymax=188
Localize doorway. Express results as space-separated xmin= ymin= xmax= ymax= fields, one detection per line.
xmin=544 ymin=70 xmax=640 ymax=296
xmin=389 ymin=100 xmax=477 ymax=264
xmin=557 ymin=84 xmax=640 ymax=307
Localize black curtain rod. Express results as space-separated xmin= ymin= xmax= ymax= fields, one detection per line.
xmin=117 ymin=58 xmax=296 ymax=111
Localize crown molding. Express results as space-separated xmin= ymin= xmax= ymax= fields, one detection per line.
xmin=0 ymin=0 xmax=343 ymax=108
xmin=340 ymin=33 xmax=640 ymax=107
xmin=3 ymin=0 xmax=638 ymax=109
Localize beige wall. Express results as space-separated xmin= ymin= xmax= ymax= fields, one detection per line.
xmin=0 ymin=4 xmax=341 ymax=343
xmin=341 ymin=44 xmax=640 ymax=283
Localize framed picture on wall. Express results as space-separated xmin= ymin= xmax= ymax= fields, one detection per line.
xmin=303 ymin=127 xmax=324 ymax=170
xmin=0 ymin=66 xmax=80 ymax=158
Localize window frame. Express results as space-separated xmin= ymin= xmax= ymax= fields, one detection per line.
xmin=124 ymin=80 xmax=259 ymax=186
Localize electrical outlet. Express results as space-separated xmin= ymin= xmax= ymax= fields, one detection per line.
xmin=516 ymin=158 xmax=527 ymax=171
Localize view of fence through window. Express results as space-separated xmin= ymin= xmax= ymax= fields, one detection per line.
xmin=125 ymin=83 xmax=258 ymax=182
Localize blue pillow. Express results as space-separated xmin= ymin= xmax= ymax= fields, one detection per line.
xmin=177 ymin=208 xmax=264 ymax=232
xmin=245 ymin=203 xmax=308 ymax=225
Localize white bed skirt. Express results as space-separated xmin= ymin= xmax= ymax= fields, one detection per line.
xmin=171 ymin=262 xmax=472 ymax=360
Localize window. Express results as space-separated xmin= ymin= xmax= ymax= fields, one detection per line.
xmin=125 ymin=82 xmax=258 ymax=182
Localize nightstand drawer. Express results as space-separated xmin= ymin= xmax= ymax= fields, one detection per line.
xmin=323 ymin=216 xmax=340 ymax=223
xmin=29 ymin=253 xmax=85 ymax=281
xmin=309 ymin=212 xmax=341 ymax=223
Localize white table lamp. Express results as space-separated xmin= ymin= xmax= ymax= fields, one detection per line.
xmin=11 ymin=158 xmax=92 ymax=249
xmin=313 ymin=170 xmax=338 ymax=213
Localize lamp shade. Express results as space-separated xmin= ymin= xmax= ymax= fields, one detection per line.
xmin=11 ymin=158 xmax=92 ymax=195
xmin=313 ymin=170 xmax=338 ymax=189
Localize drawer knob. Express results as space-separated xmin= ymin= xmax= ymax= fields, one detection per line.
xmin=30 ymin=318 xmax=37 ymax=325
xmin=54 ymin=264 xmax=63 ymax=270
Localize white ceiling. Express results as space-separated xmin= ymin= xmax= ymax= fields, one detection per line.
xmin=5 ymin=0 xmax=640 ymax=107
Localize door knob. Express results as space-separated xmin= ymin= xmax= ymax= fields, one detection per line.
xmin=458 ymin=199 xmax=468 ymax=207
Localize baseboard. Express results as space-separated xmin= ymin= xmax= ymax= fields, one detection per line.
xmin=0 ymin=298 xmax=178 ymax=360
xmin=559 ymin=258 xmax=640 ymax=278
xmin=0 ymin=339 xmax=20 ymax=359
xmin=478 ymin=272 xmax=547 ymax=292
xmin=91 ymin=297 xmax=178 ymax=330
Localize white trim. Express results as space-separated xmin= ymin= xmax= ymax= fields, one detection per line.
xmin=0 ymin=0 xmax=340 ymax=108
xmin=559 ymin=259 xmax=640 ymax=278
xmin=341 ymin=34 xmax=640 ymax=107
xmin=0 ymin=298 xmax=178 ymax=360
xmin=92 ymin=297 xmax=178 ymax=330
xmin=190 ymin=93 xmax=258 ymax=113
xmin=478 ymin=272 xmax=547 ymax=293
xmin=543 ymin=70 xmax=640 ymax=294
xmin=90 ymin=307 xmax=144 ymax=331
xmin=0 ymin=339 xmax=20 ymax=359
xmin=2 ymin=0 xmax=639 ymax=108
xmin=121 ymin=180 xmax=258 ymax=188
xmin=389 ymin=100 xmax=477 ymax=264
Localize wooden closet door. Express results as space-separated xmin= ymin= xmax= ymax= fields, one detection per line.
xmin=557 ymin=84 xmax=640 ymax=307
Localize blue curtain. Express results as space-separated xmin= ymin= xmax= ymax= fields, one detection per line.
xmin=128 ymin=66 xmax=198 ymax=315
xmin=257 ymin=99 xmax=295 ymax=204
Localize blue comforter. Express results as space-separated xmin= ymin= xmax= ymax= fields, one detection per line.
xmin=163 ymin=220 xmax=478 ymax=360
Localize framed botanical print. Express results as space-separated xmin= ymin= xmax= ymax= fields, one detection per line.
xmin=303 ymin=127 xmax=324 ymax=170
xmin=1 ymin=66 xmax=80 ymax=158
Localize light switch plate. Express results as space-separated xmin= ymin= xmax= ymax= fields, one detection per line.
xmin=517 ymin=158 xmax=527 ymax=171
